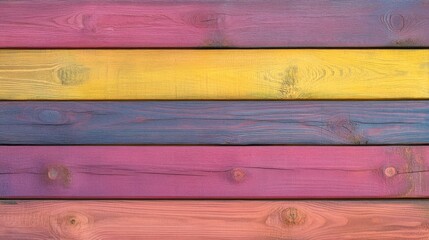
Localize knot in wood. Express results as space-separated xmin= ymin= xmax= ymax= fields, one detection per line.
xmin=46 ymin=165 xmax=72 ymax=186
xmin=382 ymin=12 xmax=406 ymax=32
xmin=326 ymin=116 xmax=367 ymax=144
xmin=50 ymin=211 xmax=91 ymax=239
xmin=38 ymin=109 xmax=63 ymax=124
xmin=48 ymin=167 xmax=59 ymax=180
xmin=384 ymin=166 xmax=397 ymax=177
xmin=57 ymin=64 xmax=89 ymax=86
xmin=280 ymin=207 xmax=306 ymax=226
xmin=230 ymin=168 xmax=246 ymax=183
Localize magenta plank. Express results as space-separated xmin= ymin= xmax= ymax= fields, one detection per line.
xmin=1 ymin=146 xmax=428 ymax=198
xmin=0 ymin=0 xmax=428 ymax=48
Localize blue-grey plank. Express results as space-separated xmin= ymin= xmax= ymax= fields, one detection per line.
xmin=0 ymin=101 xmax=427 ymax=145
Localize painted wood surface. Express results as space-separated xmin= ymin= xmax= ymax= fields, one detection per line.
xmin=1 ymin=146 xmax=428 ymax=198
xmin=0 ymin=50 xmax=428 ymax=100
xmin=0 ymin=0 xmax=428 ymax=48
xmin=0 ymin=200 xmax=428 ymax=239
xmin=1 ymin=101 xmax=428 ymax=145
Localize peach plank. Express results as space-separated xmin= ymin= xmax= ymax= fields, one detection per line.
xmin=0 ymin=0 xmax=428 ymax=47
xmin=0 ymin=200 xmax=428 ymax=239
xmin=1 ymin=146 xmax=428 ymax=198
xmin=1 ymin=101 xmax=429 ymax=145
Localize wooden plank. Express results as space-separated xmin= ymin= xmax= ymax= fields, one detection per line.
xmin=1 ymin=101 xmax=428 ymax=145
xmin=1 ymin=146 xmax=428 ymax=198
xmin=0 ymin=200 xmax=428 ymax=239
xmin=0 ymin=50 xmax=428 ymax=100
xmin=0 ymin=0 xmax=428 ymax=48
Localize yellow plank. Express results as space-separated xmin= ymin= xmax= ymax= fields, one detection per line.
xmin=0 ymin=50 xmax=427 ymax=99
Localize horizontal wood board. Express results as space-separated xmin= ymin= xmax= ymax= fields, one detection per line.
xmin=0 ymin=0 xmax=429 ymax=47
xmin=0 ymin=200 xmax=428 ymax=239
xmin=0 ymin=146 xmax=428 ymax=198
xmin=0 ymin=50 xmax=428 ymax=100
xmin=0 ymin=101 xmax=428 ymax=145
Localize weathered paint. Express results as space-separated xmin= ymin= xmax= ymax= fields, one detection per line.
xmin=0 ymin=146 xmax=428 ymax=198
xmin=0 ymin=50 xmax=428 ymax=100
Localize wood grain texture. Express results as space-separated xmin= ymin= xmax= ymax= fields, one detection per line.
xmin=1 ymin=146 xmax=428 ymax=198
xmin=1 ymin=101 xmax=428 ymax=145
xmin=0 ymin=200 xmax=428 ymax=239
xmin=0 ymin=0 xmax=428 ymax=47
xmin=0 ymin=50 xmax=428 ymax=100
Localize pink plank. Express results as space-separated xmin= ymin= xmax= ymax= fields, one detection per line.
xmin=1 ymin=146 xmax=428 ymax=198
xmin=0 ymin=0 xmax=428 ymax=47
